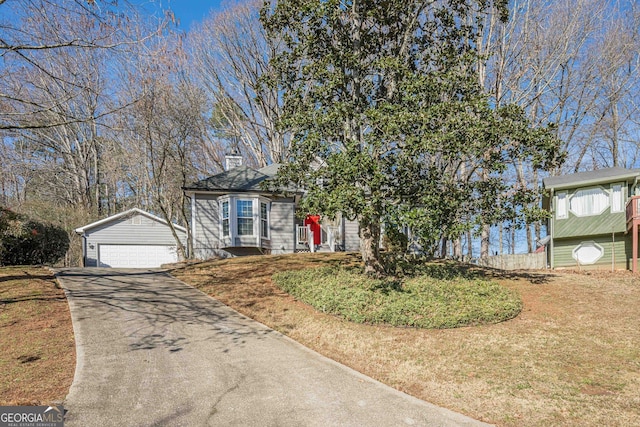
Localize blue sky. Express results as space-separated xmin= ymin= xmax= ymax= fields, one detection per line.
xmin=142 ymin=0 xmax=224 ymax=29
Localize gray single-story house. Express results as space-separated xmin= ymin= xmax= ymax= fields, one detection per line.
xmin=183 ymin=156 xmax=360 ymax=259
xmin=75 ymin=208 xmax=188 ymax=268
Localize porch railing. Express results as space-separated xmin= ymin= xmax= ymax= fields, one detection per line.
xmin=296 ymin=224 xmax=341 ymax=252
xmin=626 ymin=196 xmax=640 ymax=230
xmin=297 ymin=225 xmax=316 ymax=252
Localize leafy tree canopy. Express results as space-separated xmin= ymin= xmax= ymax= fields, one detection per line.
xmin=262 ymin=0 xmax=564 ymax=274
xmin=0 ymin=207 xmax=70 ymax=266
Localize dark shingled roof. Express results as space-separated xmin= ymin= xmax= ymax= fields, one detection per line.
xmin=184 ymin=165 xmax=270 ymax=191
xmin=184 ymin=163 xmax=297 ymax=193
xmin=543 ymin=167 xmax=640 ymax=190
xmin=257 ymin=163 xmax=281 ymax=177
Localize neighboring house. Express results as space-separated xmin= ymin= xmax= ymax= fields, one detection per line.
xmin=542 ymin=167 xmax=640 ymax=271
xmin=75 ymin=208 xmax=187 ymax=268
xmin=183 ymin=156 xmax=360 ymax=259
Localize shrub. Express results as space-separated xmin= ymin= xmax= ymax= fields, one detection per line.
xmin=273 ymin=265 xmax=522 ymax=329
xmin=0 ymin=207 xmax=70 ymax=266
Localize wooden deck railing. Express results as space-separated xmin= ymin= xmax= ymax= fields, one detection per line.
xmin=626 ymin=196 xmax=640 ymax=230
xmin=627 ymin=196 xmax=640 ymax=273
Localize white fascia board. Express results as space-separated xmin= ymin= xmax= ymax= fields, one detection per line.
xmin=75 ymin=208 xmax=187 ymax=234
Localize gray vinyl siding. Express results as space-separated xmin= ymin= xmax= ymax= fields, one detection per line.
xmin=193 ymin=194 xmax=220 ymax=259
xmin=83 ymin=213 xmax=186 ymax=267
xmin=343 ymin=219 xmax=360 ymax=251
xmin=270 ymin=199 xmax=296 ymax=254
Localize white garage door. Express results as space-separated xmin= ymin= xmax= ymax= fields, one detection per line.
xmin=98 ymin=244 xmax=178 ymax=268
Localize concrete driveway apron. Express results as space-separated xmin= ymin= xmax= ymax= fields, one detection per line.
xmin=56 ymin=268 xmax=492 ymax=427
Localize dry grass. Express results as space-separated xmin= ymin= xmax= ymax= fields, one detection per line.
xmin=0 ymin=267 xmax=75 ymax=406
xmin=172 ymin=253 xmax=640 ymax=427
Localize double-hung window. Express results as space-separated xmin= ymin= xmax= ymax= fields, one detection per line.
xmin=237 ymin=199 xmax=254 ymax=236
xmin=221 ymin=201 xmax=229 ymax=236
xmin=556 ymin=191 xmax=568 ymax=219
xmin=219 ymin=196 xmax=270 ymax=242
xmin=611 ymin=183 xmax=623 ymax=213
xmin=260 ymin=202 xmax=269 ymax=238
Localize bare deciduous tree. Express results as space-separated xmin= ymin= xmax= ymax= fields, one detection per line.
xmin=475 ymin=0 xmax=640 ymax=256
xmin=0 ymin=0 xmax=170 ymax=130
xmin=188 ymin=0 xmax=287 ymax=167
xmin=113 ymin=36 xmax=209 ymax=259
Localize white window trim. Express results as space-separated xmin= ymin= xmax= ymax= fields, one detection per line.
xmin=221 ymin=199 xmax=230 ymax=237
xmin=569 ymin=186 xmax=609 ymax=217
xmin=572 ymin=241 xmax=604 ymax=265
xmin=218 ymin=194 xmax=271 ymax=243
xmin=260 ymin=201 xmax=270 ymax=239
xmin=611 ymin=182 xmax=624 ymax=213
xmin=556 ymin=191 xmax=568 ymax=219
xmin=236 ymin=198 xmax=254 ymax=236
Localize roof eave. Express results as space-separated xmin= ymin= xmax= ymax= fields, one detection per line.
xmin=185 ymin=187 xmax=304 ymax=196
xmin=543 ymin=172 xmax=640 ymax=191
xmin=75 ymin=208 xmax=187 ymax=234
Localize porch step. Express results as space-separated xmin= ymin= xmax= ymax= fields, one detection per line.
xmin=295 ymin=244 xmax=336 ymax=253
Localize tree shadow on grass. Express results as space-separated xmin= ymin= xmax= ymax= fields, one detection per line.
xmin=382 ymin=255 xmax=555 ymax=285
xmin=1 ymin=294 xmax=66 ymax=304
xmin=1 ymin=272 xmax=64 ymax=304
xmin=0 ymin=270 xmax=55 ymax=283
xmin=368 ymin=278 xmax=406 ymax=294
xmin=469 ymin=266 xmax=555 ymax=285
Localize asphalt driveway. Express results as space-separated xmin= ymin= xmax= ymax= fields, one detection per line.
xmin=56 ymin=268 xmax=492 ymax=427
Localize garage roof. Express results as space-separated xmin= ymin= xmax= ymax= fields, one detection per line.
xmin=75 ymin=208 xmax=187 ymax=234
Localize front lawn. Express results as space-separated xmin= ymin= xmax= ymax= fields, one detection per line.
xmin=173 ymin=253 xmax=640 ymax=427
xmin=0 ymin=267 xmax=75 ymax=405
xmin=273 ymin=265 xmax=521 ymax=328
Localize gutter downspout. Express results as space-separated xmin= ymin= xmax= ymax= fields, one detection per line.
xmin=549 ymin=188 xmax=554 ymax=269
xmin=189 ymin=192 xmax=196 ymax=259
xmin=80 ymin=233 xmax=87 ymax=267
xmin=632 ymin=177 xmax=639 ymax=271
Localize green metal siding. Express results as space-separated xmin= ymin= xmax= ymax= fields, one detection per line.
xmin=553 ymin=234 xmax=631 ymax=269
xmin=551 ymin=183 xmax=627 ymax=239
xmin=554 ymin=209 xmax=626 ymax=238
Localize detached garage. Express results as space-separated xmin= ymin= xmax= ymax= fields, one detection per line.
xmin=75 ymin=208 xmax=188 ymax=268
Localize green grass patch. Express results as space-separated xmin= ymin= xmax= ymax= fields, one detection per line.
xmin=273 ymin=265 xmax=522 ymax=328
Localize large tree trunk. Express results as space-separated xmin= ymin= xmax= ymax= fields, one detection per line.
xmin=359 ymin=216 xmax=384 ymax=276
xmin=453 ymin=237 xmax=462 ymax=260
xmin=158 ymin=203 xmax=188 ymax=261
xmin=441 ymin=236 xmax=448 ymax=258
xmin=480 ymin=223 xmax=490 ymax=259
